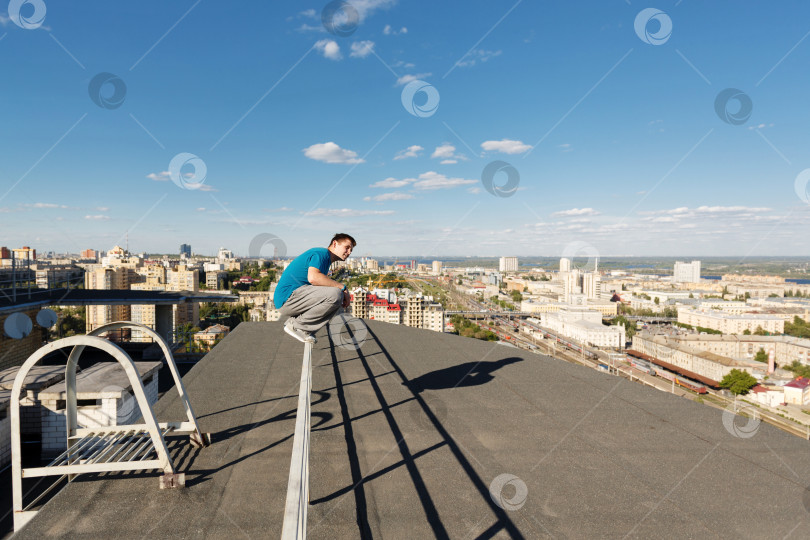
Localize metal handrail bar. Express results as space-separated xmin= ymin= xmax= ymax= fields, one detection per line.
xmin=280 ymin=342 xmax=313 ymax=540
xmin=101 ymin=431 xmax=141 ymax=464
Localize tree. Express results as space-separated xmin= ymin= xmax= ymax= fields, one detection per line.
xmin=719 ymin=369 xmax=758 ymax=395
xmin=753 ymin=326 xmax=768 ymax=336
xmin=654 ymin=297 xmax=660 ymax=305
xmin=753 ymin=348 xmax=768 ymax=363
xmin=742 ymin=329 xmax=751 ymax=335
xmin=688 ymin=293 xmax=694 ymax=299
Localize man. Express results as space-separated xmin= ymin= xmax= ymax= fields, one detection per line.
xmin=273 ymin=233 xmax=355 ymax=343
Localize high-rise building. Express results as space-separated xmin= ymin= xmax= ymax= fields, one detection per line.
xmin=180 ymin=244 xmax=192 ymax=258
xmin=0 ymin=247 xmax=10 ymax=259
xmin=583 ymin=272 xmax=601 ymax=299
xmin=674 ymin=260 xmax=701 ymax=283
xmin=499 ymin=257 xmax=518 ymax=273
xmin=560 ymin=257 xmax=571 ymax=273
xmin=12 ymin=247 xmax=36 ymax=260
xmin=85 ymin=266 xmax=139 ymax=337
xmin=432 ymin=261 xmax=442 ymax=275
xmin=81 ymin=249 xmax=98 ymax=260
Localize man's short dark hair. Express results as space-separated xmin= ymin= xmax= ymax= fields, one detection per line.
xmin=330 ymin=233 xmax=356 ymax=247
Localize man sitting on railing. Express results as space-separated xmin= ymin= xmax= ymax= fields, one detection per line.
xmin=273 ymin=233 xmax=355 ymax=344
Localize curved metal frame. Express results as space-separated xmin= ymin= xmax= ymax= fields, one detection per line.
xmin=75 ymin=321 xmax=207 ymax=447
xmin=10 ymin=322 xmax=210 ymax=532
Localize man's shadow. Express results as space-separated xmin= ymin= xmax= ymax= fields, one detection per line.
xmin=404 ymin=357 xmax=522 ymax=393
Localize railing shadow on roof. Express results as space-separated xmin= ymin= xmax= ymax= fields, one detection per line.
xmin=313 ymin=321 xmax=526 ymax=540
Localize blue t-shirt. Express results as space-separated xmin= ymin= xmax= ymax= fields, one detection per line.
xmin=273 ymin=247 xmax=333 ymax=308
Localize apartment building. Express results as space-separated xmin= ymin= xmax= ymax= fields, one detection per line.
xmin=677 ymin=307 xmax=785 ymax=334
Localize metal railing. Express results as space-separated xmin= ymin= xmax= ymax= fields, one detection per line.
xmin=281 ymin=342 xmax=313 ymax=539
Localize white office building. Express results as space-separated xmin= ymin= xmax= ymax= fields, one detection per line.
xmin=499 ymin=257 xmax=518 ymax=273
xmin=674 ymin=260 xmax=701 ymax=283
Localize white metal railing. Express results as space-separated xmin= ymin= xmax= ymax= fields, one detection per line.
xmin=281 ymin=341 xmax=313 ymax=539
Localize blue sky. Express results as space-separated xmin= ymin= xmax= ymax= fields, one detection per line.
xmin=1 ymin=0 xmax=809 ymax=258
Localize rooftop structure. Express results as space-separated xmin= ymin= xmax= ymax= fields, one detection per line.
xmin=12 ymin=321 xmax=810 ymax=538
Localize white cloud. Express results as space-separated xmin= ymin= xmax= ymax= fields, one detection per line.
xmin=370 ymin=177 xmax=410 ymax=188
xmin=196 ymin=207 xmax=206 ymax=212
xmin=304 ymin=208 xmax=395 ymax=217
xmin=364 ymin=192 xmax=415 ymax=201
xmin=28 ymin=203 xmax=66 ymax=209
xmin=383 ymin=24 xmax=407 ymax=35
xmin=299 ymin=9 xmax=317 ymax=18
xmin=457 ymin=49 xmax=502 ymax=67
xmin=412 ymin=171 xmax=477 ymax=190
xmin=350 ymin=40 xmax=375 ymax=58
xmin=303 ymin=142 xmax=365 ymax=164
xmin=393 ymin=145 xmax=423 ymax=160
xmin=396 ymin=72 xmax=432 ymax=86
xmin=695 ymin=205 xmax=771 ymax=213
xmin=431 ymin=144 xmax=466 ymax=163
xmin=85 ymin=215 xmax=110 ymax=221
xmin=468 ymin=187 xmax=482 ymax=194
xmin=315 ymin=39 xmax=342 ymax=60
xmin=147 ymin=171 xmax=170 ymax=181
xmin=480 ymin=139 xmax=532 ymax=155
xmin=552 ymin=208 xmax=600 ymax=217
xmin=440 ymin=159 xmax=457 ymax=165
xmin=96 ymin=206 xmax=109 ymax=211
xmin=296 ymin=23 xmax=325 ymax=33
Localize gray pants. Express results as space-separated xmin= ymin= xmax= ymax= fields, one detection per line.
xmin=279 ymin=285 xmax=343 ymax=333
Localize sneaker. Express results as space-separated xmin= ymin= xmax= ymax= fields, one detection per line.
xmin=284 ymin=320 xmax=317 ymax=344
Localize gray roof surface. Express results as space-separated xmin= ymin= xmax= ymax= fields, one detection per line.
xmin=13 ymin=321 xmax=810 ymax=539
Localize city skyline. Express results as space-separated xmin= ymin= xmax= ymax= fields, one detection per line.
xmin=1 ymin=1 xmax=810 ymax=257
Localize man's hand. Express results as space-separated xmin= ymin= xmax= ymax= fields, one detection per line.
xmin=342 ymin=289 xmax=351 ymax=308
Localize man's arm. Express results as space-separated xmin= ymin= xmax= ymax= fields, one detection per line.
xmin=307 ymin=267 xmax=343 ymax=288
xmin=308 ymin=266 xmax=350 ymax=307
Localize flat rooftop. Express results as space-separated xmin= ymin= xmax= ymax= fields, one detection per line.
xmin=13 ymin=321 xmax=810 ymax=538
